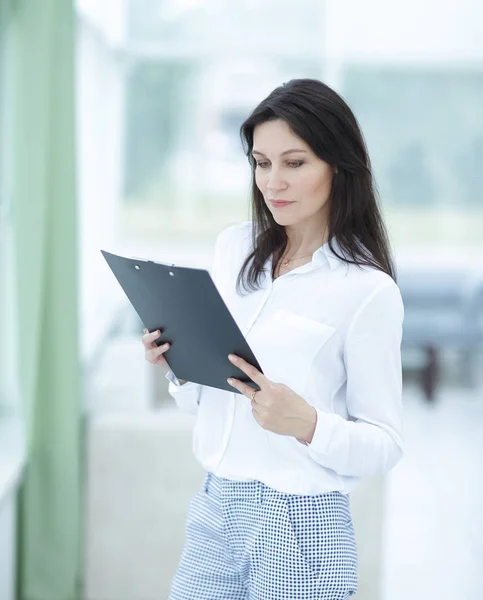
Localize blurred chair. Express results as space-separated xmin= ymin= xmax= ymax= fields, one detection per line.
xmin=398 ymin=267 xmax=483 ymax=401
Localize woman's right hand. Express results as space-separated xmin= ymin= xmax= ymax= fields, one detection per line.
xmin=142 ymin=329 xmax=187 ymax=384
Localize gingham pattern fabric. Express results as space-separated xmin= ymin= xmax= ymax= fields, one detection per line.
xmin=169 ymin=472 xmax=358 ymax=600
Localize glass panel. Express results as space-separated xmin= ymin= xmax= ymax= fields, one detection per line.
xmin=120 ymin=0 xmax=326 ymax=243
xmin=342 ymin=66 xmax=483 ymax=248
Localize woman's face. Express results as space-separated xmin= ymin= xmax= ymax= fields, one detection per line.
xmin=252 ymin=119 xmax=335 ymax=228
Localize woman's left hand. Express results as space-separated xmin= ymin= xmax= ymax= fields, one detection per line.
xmin=227 ymin=354 xmax=317 ymax=444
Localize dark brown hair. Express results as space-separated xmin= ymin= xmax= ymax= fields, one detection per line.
xmin=236 ymin=78 xmax=396 ymax=295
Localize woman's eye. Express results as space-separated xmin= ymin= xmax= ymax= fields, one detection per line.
xmin=255 ymin=160 xmax=304 ymax=169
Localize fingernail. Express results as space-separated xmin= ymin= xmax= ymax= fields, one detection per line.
xmin=228 ymin=354 xmax=236 ymax=361
xmin=227 ymin=378 xmax=233 ymax=385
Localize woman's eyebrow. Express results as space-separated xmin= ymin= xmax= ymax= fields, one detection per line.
xmin=252 ymin=149 xmax=308 ymax=157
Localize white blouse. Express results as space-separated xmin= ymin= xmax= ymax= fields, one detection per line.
xmin=166 ymin=221 xmax=404 ymax=495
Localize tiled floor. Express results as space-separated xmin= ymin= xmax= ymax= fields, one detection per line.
xmin=382 ymin=372 xmax=483 ymax=600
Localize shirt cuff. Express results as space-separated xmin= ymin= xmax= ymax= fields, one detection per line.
xmin=165 ymin=369 xmax=183 ymax=387
xmin=306 ymin=406 xmax=336 ymax=455
xmin=165 ymin=370 xmax=201 ymax=414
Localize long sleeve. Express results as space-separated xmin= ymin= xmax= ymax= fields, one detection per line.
xmin=307 ymin=281 xmax=405 ymax=477
xmin=165 ymin=226 xmax=231 ymax=413
xmin=165 ymin=368 xmax=202 ymax=415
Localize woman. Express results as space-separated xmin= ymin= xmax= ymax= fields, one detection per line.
xmin=143 ymin=78 xmax=404 ymax=599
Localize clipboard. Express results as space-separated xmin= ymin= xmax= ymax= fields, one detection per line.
xmin=101 ymin=250 xmax=263 ymax=394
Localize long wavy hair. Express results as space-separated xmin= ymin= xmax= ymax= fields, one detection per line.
xmin=235 ymin=78 xmax=396 ymax=295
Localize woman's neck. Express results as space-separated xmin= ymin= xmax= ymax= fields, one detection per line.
xmin=284 ymin=221 xmax=329 ymax=257
xmin=284 ymin=234 xmax=328 ymax=258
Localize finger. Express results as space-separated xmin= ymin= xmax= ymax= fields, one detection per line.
xmin=147 ymin=344 xmax=169 ymax=363
xmin=142 ymin=329 xmax=161 ymax=347
xmin=228 ymin=355 xmax=268 ymax=387
xmin=227 ymin=377 xmax=258 ymax=399
xmin=147 ymin=342 xmax=170 ymax=362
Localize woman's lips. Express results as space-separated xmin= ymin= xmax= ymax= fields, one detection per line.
xmin=270 ymin=200 xmax=295 ymax=208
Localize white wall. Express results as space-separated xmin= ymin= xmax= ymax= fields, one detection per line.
xmin=324 ymin=0 xmax=483 ymax=64
xmin=0 ymin=493 xmax=16 ymax=600
xmin=76 ymin=0 xmax=128 ymax=49
xmin=76 ymin=12 xmax=127 ymax=365
xmin=0 ymin=0 xmax=19 ymax=415
xmin=0 ymin=416 xmax=26 ymax=600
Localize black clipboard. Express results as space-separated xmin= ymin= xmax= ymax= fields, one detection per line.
xmin=101 ymin=250 xmax=263 ymax=394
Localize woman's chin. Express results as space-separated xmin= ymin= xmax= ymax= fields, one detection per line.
xmin=269 ymin=211 xmax=296 ymax=226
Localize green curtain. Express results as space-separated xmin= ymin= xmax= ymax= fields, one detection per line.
xmin=11 ymin=1 xmax=81 ymax=599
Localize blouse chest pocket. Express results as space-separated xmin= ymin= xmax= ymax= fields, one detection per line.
xmin=249 ymin=308 xmax=336 ymax=396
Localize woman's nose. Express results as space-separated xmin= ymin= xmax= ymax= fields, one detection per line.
xmin=267 ymin=170 xmax=287 ymax=193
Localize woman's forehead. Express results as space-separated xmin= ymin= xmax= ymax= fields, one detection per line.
xmin=253 ymin=120 xmax=311 ymax=155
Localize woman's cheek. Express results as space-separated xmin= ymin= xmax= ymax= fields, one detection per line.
xmin=255 ymin=173 xmax=266 ymax=193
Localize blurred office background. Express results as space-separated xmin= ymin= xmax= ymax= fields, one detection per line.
xmin=0 ymin=1 xmax=482 ymax=599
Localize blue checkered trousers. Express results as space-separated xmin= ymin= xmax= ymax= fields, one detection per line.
xmin=168 ymin=472 xmax=358 ymax=599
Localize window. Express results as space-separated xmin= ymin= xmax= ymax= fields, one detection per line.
xmin=120 ymin=0 xmax=326 ymax=242
xmin=342 ymin=66 xmax=483 ymax=247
